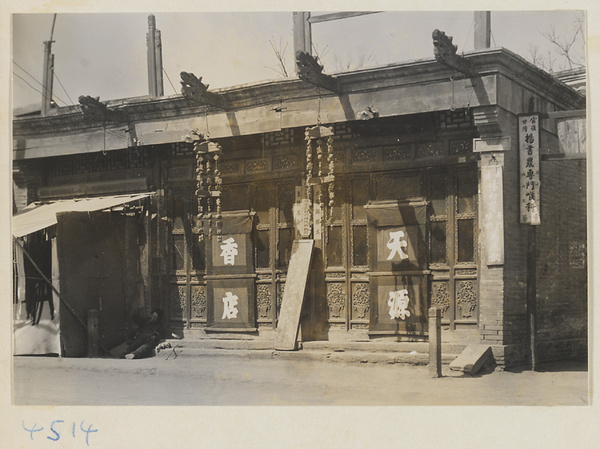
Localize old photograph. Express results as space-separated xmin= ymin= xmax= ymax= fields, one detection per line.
xmin=10 ymin=9 xmax=588 ymax=413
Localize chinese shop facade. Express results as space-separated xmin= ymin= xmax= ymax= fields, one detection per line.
xmin=12 ymin=48 xmax=586 ymax=365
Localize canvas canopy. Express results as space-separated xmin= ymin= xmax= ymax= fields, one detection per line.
xmin=12 ymin=192 xmax=154 ymax=238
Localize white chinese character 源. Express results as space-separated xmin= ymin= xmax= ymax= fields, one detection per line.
xmin=388 ymin=289 xmax=411 ymax=320
xmin=220 ymin=237 xmax=239 ymax=265
xmin=222 ymin=292 xmax=239 ymax=320
xmin=386 ymin=230 xmax=409 ymax=261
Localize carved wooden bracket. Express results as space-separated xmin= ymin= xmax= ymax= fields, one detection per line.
xmin=78 ymin=95 xmax=127 ymax=123
xmin=296 ymin=51 xmax=340 ymax=93
xmin=180 ymin=71 xmax=229 ymax=109
xmin=432 ymin=29 xmax=476 ymax=78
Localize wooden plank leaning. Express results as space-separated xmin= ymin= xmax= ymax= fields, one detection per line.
xmin=275 ymin=239 xmax=315 ymax=351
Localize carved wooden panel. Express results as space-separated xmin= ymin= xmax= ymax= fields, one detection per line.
xmin=450 ymin=139 xmax=473 ymax=155
xmin=431 ymin=280 xmax=451 ymax=321
xmin=383 ymin=145 xmax=412 ymax=161
xmin=256 ymin=284 xmax=272 ymax=319
xmin=327 ymin=282 xmax=345 ymax=319
xmin=352 ymin=148 xmax=377 ymax=164
xmin=246 ymin=159 xmax=270 ymax=173
xmin=276 ymin=282 xmax=285 ymax=315
xmin=168 ymin=164 xmax=193 ymax=181
xmin=220 ymin=162 xmax=242 ymax=176
xmin=273 ymin=155 xmax=298 ymax=170
xmin=170 ymin=284 xmax=186 ymax=319
xmin=351 ymin=282 xmax=370 ymax=320
xmin=191 ymin=285 xmax=207 ymax=319
xmin=416 ymin=142 xmax=444 ymax=158
xmin=51 ymin=147 xmax=148 ymax=177
xmin=456 ymin=280 xmax=477 ymax=320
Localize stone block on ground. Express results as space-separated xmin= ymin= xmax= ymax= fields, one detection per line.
xmin=449 ymin=344 xmax=494 ymax=375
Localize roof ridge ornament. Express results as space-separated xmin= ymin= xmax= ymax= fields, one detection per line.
xmin=78 ymin=95 xmax=127 ymax=123
xmin=296 ymin=51 xmax=340 ymax=93
xmin=180 ymin=71 xmax=229 ymax=109
xmin=432 ymin=29 xmax=477 ymax=78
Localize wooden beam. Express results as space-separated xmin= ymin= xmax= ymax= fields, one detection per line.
xmin=296 ymin=51 xmax=340 ymax=93
xmin=432 ymin=29 xmax=476 ymax=78
xmin=308 ymin=11 xmax=381 ymax=24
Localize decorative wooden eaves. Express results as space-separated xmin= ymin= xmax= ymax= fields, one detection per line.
xmin=78 ymin=95 xmax=127 ymax=123
xmin=296 ymin=51 xmax=340 ymax=93
xmin=432 ymin=29 xmax=477 ymax=78
xmin=180 ymin=71 xmax=229 ymax=109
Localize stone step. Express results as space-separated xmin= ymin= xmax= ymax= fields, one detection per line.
xmin=160 ymin=339 xmax=460 ymax=365
xmin=164 ymin=338 xmax=465 ymax=355
xmin=159 ymin=347 xmax=458 ymax=365
xmin=301 ymin=340 xmax=466 ymax=355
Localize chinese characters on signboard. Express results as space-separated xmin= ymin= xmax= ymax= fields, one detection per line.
xmin=222 ymin=292 xmax=239 ymax=319
xmin=519 ymin=115 xmax=541 ymax=225
xmin=388 ymin=289 xmax=411 ymax=320
xmin=220 ymin=237 xmax=238 ymax=265
xmin=385 ymin=229 xmax=411 ymax=320
xmin=386 ymin=230 xmax=409 ymax=260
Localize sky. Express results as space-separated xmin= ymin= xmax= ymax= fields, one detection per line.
xmin=11 ymin=11 xmax=586 ymax=111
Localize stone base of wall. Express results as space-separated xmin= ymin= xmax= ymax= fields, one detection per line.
xmin=486 ymin=344 xmax=529 ymax=368
xmin=536 ymin=338 xmax=587 ymax=363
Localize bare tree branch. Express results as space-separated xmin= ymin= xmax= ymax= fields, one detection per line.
xmin=268 ymin=36 xmax=290 ymax=78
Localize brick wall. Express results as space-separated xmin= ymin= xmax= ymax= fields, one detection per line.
xmin=500 ymin=115 xmax=529 ymax=364
xmin=536 ymin=158 xmax=587 ymax=361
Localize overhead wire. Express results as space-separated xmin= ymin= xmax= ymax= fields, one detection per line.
xmin=13 ymin=59 xmax=69 ymax=106
xmin=163 ymin=68 xmax=178 ymax=95
xmin=53 ymin=71 xmax=74 ymax=104
xmin=12 ymin=71 xmax=67 ymax=107
xmin=462 ymin=18 xmax=475 ymax=53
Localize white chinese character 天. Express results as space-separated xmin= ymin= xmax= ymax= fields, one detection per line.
xmin=222 ymin=292 xmax=239 ymax=320
xmin=386 ymin=230 xmax=409 ymax=261
xmin=388 ymin=289 xmax=411 ymax=320
xmin=220 ymin=237 xmax=239 ymax=266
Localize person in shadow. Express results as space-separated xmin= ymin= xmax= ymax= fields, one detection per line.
xmin=109 ymin=309 xmax=165 ymax=359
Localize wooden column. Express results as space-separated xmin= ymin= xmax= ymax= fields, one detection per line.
xmin=429 ymin=307 xmax=442 ymax=378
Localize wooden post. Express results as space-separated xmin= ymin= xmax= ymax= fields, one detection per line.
xmin=527 ymin=225 xmax=537 ymax=370
xmin=41 ymin=41 xmax=54 ymax=116
xmin=474 ymin=11 xmax=491 ymax=50
xmin=87 ymin=309 xmax=99 ymax=357
xmin=147 ymin=14 xmax=164 ymax=97
xmin=293 ymin=12 xmax=312 ymax=59
xmin=429 ymin=307 xmax=442 ymax=378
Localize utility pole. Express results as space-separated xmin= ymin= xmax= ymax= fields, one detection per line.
xmin=474 ymin=11 xmax=491 ymax=50
xmin=147 ymin=14 xmax=164 ymax=97
xmin=41 ymin=14 xmax=57 ymax=116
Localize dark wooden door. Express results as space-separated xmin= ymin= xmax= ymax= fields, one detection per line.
xmin=427 ymin=164 xmax=479 ymax=329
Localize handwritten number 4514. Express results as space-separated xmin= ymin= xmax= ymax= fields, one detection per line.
xmin=23 ymin=420 xmax=98 ymax=446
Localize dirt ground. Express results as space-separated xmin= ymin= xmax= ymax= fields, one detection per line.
xmin=12 ymin=354 xmax=589 ymax=406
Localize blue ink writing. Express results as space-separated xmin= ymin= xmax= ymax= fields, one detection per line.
xmin=47 ymin=420 xmax=64 ymax=441
xmin=22 ymin=421 xmax=44 ymax=440
xmin=22 ymin=420 xmax=98 ymax=446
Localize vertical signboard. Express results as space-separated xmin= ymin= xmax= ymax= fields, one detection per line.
xmin=205 ymin=211 xmax=256 ymax=331
xmin=365 ymin=201 xmax=429 ymax=335
xmin=519 ymin=114 xmax=541 ymax=225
